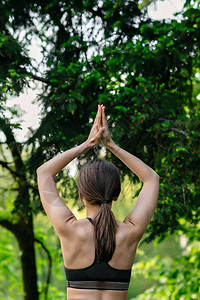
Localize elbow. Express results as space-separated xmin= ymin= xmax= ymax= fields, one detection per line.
xmin=155 ymin=174 xmax=160 ymax=187
xmin=36 ymin=166 xmax=44 ymax=177
xmin=36 ymin=168 xmax=40 ymax=177
xmin=152 ymin=171 xmax=160 ymax=181
xmin=148 ymin=172 xmax=160 ymax=184
xmin=144 ymin=173 xmax=160 ymax=184
xmin=143 ymin=172 xmax=160 ymax=184
xmin=36 ymin=165 xmax=53 ymax=178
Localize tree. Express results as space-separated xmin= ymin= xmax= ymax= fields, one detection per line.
xmin=0 ymin=30 xmax=40 ymax=298
xmin=0 ymin=0 xmax=200 ymax=298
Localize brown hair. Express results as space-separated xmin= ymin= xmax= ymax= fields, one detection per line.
xmin=77 ymin=159 xmax=121 ymax=262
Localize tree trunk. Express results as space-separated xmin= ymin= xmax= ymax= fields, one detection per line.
xmin=0 ymin=218 xmax=39 ymax=299
xmin=19 ymin=231 xmax=39 ymax=300
xmin=0 ymin=114 xmax=39 ymax=299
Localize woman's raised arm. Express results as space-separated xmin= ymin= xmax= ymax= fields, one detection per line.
xmin=37 ymin=105 xmax=104 ymax=236
xmin=101 ymin=106 xmax=160 ymax=239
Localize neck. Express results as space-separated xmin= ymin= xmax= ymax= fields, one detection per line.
xmin=85 ymin=203 xmax=101 ymax=219
xmin=84 ymin=201 xmax=112 ymax=219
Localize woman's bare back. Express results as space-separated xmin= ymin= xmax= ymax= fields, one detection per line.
xmin=67 ymin=287 xmax=128 ymax=300
xmin=60 ymin=218 xmax=139 ymax=300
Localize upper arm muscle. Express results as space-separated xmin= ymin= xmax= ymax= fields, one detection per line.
xmin=37 ymin=171 xmax=76 ymax=236
xmin=124 ymin=176 xmax=160 ymax=238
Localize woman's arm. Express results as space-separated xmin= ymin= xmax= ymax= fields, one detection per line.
xmin=101 ymin=106 xmax=160 ymax=239
xmin=107 ymin=141 xmax=159 ymax=235
xmin=37 ymin=105 xmax=104 ymax=236
xmin=37 ymin=142 xmax=89 ymax=235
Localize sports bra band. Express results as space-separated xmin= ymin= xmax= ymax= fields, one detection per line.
xmin=67 ymin=280 xmax=129 ymax=290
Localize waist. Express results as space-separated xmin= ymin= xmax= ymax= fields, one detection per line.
xmin=67 ymin=280 xmax=130 ymax=290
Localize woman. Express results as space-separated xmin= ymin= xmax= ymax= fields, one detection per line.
xmin=37 ymin=104 xmax=160 ymax=300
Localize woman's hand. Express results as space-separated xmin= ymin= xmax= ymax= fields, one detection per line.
xmin=86 ymin=104 xmax=105 ymax=148
xmin=101 ymin=105 xmax=113 ymax=147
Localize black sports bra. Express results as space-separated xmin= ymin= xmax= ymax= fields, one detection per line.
xmin=64 ymin=217 xmax=131 ymax=291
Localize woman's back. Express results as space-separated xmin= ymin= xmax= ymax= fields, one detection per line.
xmin=61 ymin=218 xmax=139 ymax=300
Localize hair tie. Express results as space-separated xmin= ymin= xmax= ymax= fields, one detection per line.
xmin=100 ymin=200 xmax=109 ymax=204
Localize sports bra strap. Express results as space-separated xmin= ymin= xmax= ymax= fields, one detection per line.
xmin=87 ymin=217 xmax=94 ymax=225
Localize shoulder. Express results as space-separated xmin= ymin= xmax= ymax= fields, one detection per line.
xmin=116 ymin=220 xmax=142 ymax=244
xmin=60 ymin=218 xmax=93 ymax=241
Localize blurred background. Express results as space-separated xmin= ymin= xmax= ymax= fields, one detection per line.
xmin=0 ymin=0 xmax=199 ymax=299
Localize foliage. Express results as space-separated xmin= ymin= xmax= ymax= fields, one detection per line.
xmin=0 ymin=227 xmax=23 ymax=298
xmin=0 ymin=0 xmax=200 ymax=298
xmin=0 ymin=33 xmax=30 ymax=99
xmin=131 ymin=223 xmax=200 ymax=299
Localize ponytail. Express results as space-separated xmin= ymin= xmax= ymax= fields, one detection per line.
xmin=77 ymin=159 xmax=121 ymax=262
xmin=94 ymin=202 xmax=117 ymax=262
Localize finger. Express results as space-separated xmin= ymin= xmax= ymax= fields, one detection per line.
xmin=96 ymin=104 xmax=101 ymax=129
xmin=96 ymin=127 xmax=105 ymax=140
xmin=102 ymin=106 xmax=107 ymax=127
xmin=100 ymin=104 xmax=103 ymax=126
xmin=93 ymin=105 xmax=99 ymax=123
xmin=94 ymin=105 xmax=101 ymax=128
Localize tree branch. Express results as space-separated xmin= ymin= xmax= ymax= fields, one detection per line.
xmin=159 ymin=118 xmax=189 ymax=136
xmin=170 ymin=127 xmax=188 ymax=137
xmin=26 ymin=72 xmax=50 ymax=85
xmin=0 ymin=186 xmax=19 ymax=192
xmin=34 ymin=238 xmax=52 ymax=300
xmin=0 ymin=160 xmax=37 ymax=192
xmin=0 ymin=160 xmax=22 ymax=179
xmin=159 ymin=118 xmax=188 ymax=127
xmin=0 ymin=118 xmax=25 ymax=180
xmin=0 ymin=212 xmax=20 ymax=234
